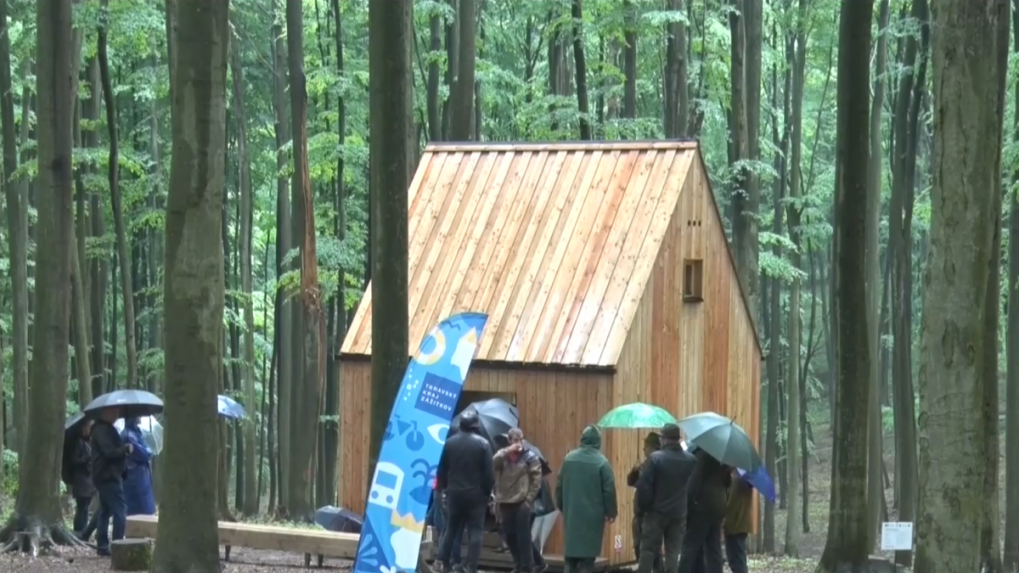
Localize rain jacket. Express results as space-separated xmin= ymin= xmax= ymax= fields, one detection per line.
xmin=493 ymin=445 xmax=542 ymax=504
xmin=687 ymin=449 xmax=732 ymax=521
xmin=555 ymin=425 xmax=617 ymax=559
xmin=121 ymin=422 xmax=156 ymax=515
xmin=91 ymin=420 xmax=129 ymax=485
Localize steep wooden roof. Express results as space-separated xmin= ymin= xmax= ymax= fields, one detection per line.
xmin=341 ymin=141 xmax=704 ymax=367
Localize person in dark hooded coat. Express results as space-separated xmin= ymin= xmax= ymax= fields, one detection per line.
xmin=556 ymin=425 xmax=617 ymax=573
xmin=63 ymin=419 xmax=97 ymax=534
xmin=121 ymin=417 xmax=156 ymax=516
xmin=676 ymin=449 xmax=731 ymax=573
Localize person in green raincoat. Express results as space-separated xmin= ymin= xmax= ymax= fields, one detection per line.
xmin=555 ymin=425 xmax=618 ymax=573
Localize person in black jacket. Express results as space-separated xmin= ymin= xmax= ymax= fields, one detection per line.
xmin=91 ymin=407 xmax=133 ymax=556
xmin=627 ymin=432 xmax=660 ymax=570
xmin=435 ymin=409 xmax=495 ymax=573
xmin=676 ymin=449 xmax=732 ymax=573
xmin=635 ymin=424 xmax=697 ymax=573
xmin=63 ymin=419 xmax=96 ymax=534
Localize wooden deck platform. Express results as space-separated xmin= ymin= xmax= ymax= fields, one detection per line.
xmin=431 ymin=529 xmax=610 ymax=572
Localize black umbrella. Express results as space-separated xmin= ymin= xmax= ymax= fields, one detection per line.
xmin=84 ymin=389 xmax=164 ymax=419
xmin=64 ymin=411 xmax=87 ymax=432
xmin=523 ymin=440 xmax=552 ymax=476
xmin=451 ymin=398 xmax=519 ymax=446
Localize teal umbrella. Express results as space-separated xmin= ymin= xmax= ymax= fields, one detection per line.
xmin=597 ymin=402 xmax=678 ymax=429
xmin=679 ymin=411 xmax=762 ymax=472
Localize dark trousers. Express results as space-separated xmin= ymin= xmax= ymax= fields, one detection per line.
xmin=95 ymin=480 xmax=127 ymax=553
xmin=73 ymin=496 xmax=92 ymax=533
xmin=529 ymin=513 xmax=545 ymax=568
xmin=724 ymin=533 xmax=748 ymax=573
xmin=632 ymin=513 xmax=663 ymax=573
xmin=430 ymin=489 xmax=463 ymax=565
xmin=80 ymin=507 xmax=99 ymax=541
xmin=638 ymin=512 xmax=683 ymax=573
xmin=564 ymin=557 xmax=595 ymax=573
xmin=438 ymin=490 xmax=486 ymax=573
xmin=500 ymin=502 xmax=533 ymax=572
xmin=676 ymin=512 xmax=722 ymax=573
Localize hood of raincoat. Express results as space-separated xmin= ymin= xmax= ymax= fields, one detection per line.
xmin=580 ymin=425 xmax=601 ymax=449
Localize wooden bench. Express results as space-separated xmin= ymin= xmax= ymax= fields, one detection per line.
xmin=126 ymin=514 xmax=434 ymax=568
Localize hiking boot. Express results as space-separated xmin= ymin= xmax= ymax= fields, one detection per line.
xmin=532 ymin=563 xmax=548 ymax=573
xmin=451 ymin=564 xmax=466 ymax=573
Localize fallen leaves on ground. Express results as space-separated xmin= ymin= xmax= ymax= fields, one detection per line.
xmin=750 ymin=556 xmax=818 ymax=573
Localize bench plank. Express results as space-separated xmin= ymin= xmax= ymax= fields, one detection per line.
xmin=126 ymin=515 xmax=433 ymax=562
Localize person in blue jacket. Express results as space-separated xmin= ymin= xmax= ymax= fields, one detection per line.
xmin=121 ymin=417 xmax=156 ymax=516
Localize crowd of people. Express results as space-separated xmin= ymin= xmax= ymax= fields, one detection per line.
xmin=428 ymin=411 xmax=754 ymax=573
xmin=61 ymin=406 xmax=157 ymax=556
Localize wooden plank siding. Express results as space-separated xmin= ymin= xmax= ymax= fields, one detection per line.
xmin=335 ymin=142 xmax=762 ymax=567
xmin=337 ymin=360 xmax=614 ymax=559
xmin=340 ymin=143 xmax=698 ymax=368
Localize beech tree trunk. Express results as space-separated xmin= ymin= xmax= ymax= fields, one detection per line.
xmin=151 ymin=1 xmax=228 ymax=571
xmin=98 ymin=0 xmax=139 ymax=388
xmin=817 ymin=0 xmax=874 ymax=570
xmin=285 ymin=0 xmax=326 ymax=521
xmin=1 ymin=0 xmax=81 ymax=544
xmin=915 ymin=1 xmax=1007 ymax=573
xmin=231 ymin=26 xmax=259 ymax=518
xmin=0 ymin=0 xmax=28 ymax=461
xmin=368 ymin=0 xmax=413 ymax=476
xmin=449 ymin=0 xmax=475 ymax=140
xmin=1004 ymin=6 xmax=1019 ymax=569
xmin=571 ymin=0 xmax=590 ymax=140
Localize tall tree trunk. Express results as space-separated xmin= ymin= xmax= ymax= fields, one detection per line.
xmin=368 ymin=0 xmax=412 ymax=477
xmin=888 ymin=1 xmax=928 ymax=562
xmin=286 ymin=0 xmax=326 ymax=521
xmin=1004 ymin=6 xmax=1019 ymax=569
xmin=449 ymin=0 xmax=474 ymax=140
xmin=271 ymin=0 xmax=292 ymax=511
xmin=71 ymin=245 xmax=92 ymax=407
xmin=231 ymin=26 xmax=259 ymax=518
xmin=980 ymin=8 xmax=1010 ymax=573
xmin=783 ymin=6 xmax=806 ymax=554
xmin=0 ymin=0 xmax=81 ymax=546
xmin=915 ymin=1 xmax=1007 ymax=572
xmin=84 ymin=55 xmax=106 ymax=399
xmin=98 ymin=0 xmax=138 ymax=388
xmin=729 ymin=0 xmax=757 ymax=325
xmin=426 ymin=9 xmax=441 ymax=141
xmin=817 ymin=0 xmax=874 ymax=570
xmin=622 ymin=0 xmax=637 ymax=121
xmin=152 ymin=1 xmax=228 ymax=570
xmin=571 ymin=0 xmax=590 ymax=140
xmin=865 ymin=0 xmax=890 ymax=551
xmin=441 ymin=0 xmax=458 ymax=140
xmin=662 ymin=0 xmax=686 ymax=136
xmin=0 ymin=0 xmax=29 ymax=460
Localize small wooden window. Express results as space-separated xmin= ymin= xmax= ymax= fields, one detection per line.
xmin=683 ymin=259 xmax=704 ymax=302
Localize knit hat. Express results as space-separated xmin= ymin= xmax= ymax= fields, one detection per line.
xmin=644 ymin=432 xmax=662 ymax=447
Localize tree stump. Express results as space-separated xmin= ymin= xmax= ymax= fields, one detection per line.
xmin=110 ymin=538 xmax=153 ymax=571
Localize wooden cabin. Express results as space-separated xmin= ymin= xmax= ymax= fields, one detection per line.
xmin=338 ymin=141 xmax=762 ymax=567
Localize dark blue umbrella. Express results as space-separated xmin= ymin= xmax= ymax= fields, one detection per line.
xmin=737 ymin=465 xmax=776 ymax=502
xmin=85 ymin=389 xmax=163 ymax=419
xmin=218 ymin=395 xmax=247 ymax=420
xmin=314 ymin=505 xmax=363 ymax=533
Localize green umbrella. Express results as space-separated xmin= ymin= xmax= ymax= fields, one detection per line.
xmin=679 ymin=411 xmax=762 ymax=472
xmin=597 ymin=402 xmax=678 ymax=429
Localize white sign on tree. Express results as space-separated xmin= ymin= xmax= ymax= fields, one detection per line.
xmin=880 ymin=522 xmax=913 ymax=552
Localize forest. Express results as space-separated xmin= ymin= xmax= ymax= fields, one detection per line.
xmin=0 ymin=0 xmax=1012 ymax=572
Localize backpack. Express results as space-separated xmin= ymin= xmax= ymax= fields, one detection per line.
xmin=60 ymin=440 xmax=75 ymax=485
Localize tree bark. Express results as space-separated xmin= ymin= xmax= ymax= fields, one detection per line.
xmin=270 ymin=0 xmax=292 ymax=511
xmin=449 ymin=0 xmax=475 ymax=140
xmin=285 ymin=0 xmax=326 ymax=522
xmin=914 ymin=1 xmax=1007 ymax=572
xmin=150 ymin=1 xmax=228 ymax=571
xmin=1005 ymin=5 xmax=1019 ymax=568
xmin=98 ymin=0 xmax=139 ymax=388
xmin=0 ymin=0 xmax=29 ymax=461
xmin=783 ymin=4 xmax=805 ymax=554
xmin=622 ymin=0 xmax=637 ymax=121
xmin=865 ymin=0 xmax=890 ymax=551
xmin=888 ymin=0 xmax=928 ymax=562
xmin=817 ymin=0 xmax=874 ymax=570
xmin=368 ymin=0 xmax=412 ymax=477
xmin=0 ymin=0 xmax=81 ymax=547
xmin=662 ymin=0 xmax=686 ymax=136
xmin=230 ymin=25 xmax=259 ymax=518
xmin=571 ymin=0 xmax=590 ymax=140
xmin=426 ymin=8 xmax=441 ymax=141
